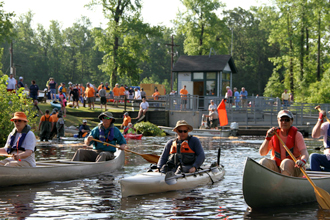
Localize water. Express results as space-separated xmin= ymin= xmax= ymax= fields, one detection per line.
xmin=0 ymin=136 xmax=327 ymax=219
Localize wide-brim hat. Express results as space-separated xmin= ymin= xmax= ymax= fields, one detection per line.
xmin=11 ymin=112 xmax=28 ymax=122
xmin=173 ymin=120 xmax=193 ymax=132
xmin=277 ymin=110 xmax=293 ymax=119
xmin=98 ymin=112 xmax=115 ymax=123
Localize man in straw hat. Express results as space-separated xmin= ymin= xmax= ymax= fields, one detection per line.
xmin=0 ymin=112 xmax=37 ymax=167
xmin=259 ymin=109 xmax=309 ymax=177
xmin=72 ymin=112 xmax=126 ymax=162
xmin=157 ymin=120 xmax=205 ymax=173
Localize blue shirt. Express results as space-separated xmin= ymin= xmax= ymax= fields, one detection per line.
xmin=240 ymin=90 xmax=248 ymax=99
xmin=87 ymin=124 xmax=126 ymax=152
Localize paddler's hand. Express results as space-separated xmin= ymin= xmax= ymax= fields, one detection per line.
xmin=119 ymin=144 xmax=126 ymax=150
xmin=189 ymin=167 xmax=196 ymax=173
xmin=85 ymin=136 xmax=93 ymax=145
xmin=266 ymin=127 xmax=277 ymax=139
xmin=13 ymin=154 xmax=21 ymax=161
xmin=319 ymin=110 xmax=326 ymax=123
xmin=295 ymin=159 xmax=307 ymax=168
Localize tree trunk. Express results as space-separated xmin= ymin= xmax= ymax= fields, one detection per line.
xmin=317 ymin=12 xmax=321 ymax=81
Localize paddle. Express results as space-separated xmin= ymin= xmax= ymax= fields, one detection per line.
xmin=91 ymin=138 xmax=160 ymax=164
xmin=315 ymin=105 xmax=330 ymax=123
xmin=275 ymin=133 xmax=330 ymax=209
xmin=165 ymin=168 xmax=217 ymax=185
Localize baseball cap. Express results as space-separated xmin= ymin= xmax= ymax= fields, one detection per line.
xmin=19 ymin=76 xmax=23 ymax=80
xmin=277 ymin=110 xmax=293 ymax=119
xmin=83 ymin=119 xmax=87 ymax=123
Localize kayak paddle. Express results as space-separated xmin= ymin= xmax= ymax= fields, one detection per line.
xmin=91 ymin=138 xmax=160 ymax=164
xmin=275 ymin=133 xmax=330 ymax=209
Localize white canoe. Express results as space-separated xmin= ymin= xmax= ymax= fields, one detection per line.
xmin=158 ymin=126 xmax=231 ymax=137
xmin=0 ymin=150 xmax=125 ymax=187
xmin=119 ymin=165 xmax=225 ymax=197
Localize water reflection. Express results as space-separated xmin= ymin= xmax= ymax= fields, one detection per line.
xmin=0 ymin=136 xmax=326 ymax=219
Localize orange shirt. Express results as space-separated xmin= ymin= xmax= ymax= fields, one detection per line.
xmin=119 ymin=86 xmax=125 ymax=96
xmin=152 ymin=91 xmax=160 ymax=100
xmin=98 ymin=85 xmax=103 ymax=91
xmin=40 ymin=114 xmax=52 ymax=122
xmin=113 ymin=87 xmax=120 ymax=96
xmin=122 ymin=116 xmax=131 ymax=126
xmin=80 ymin=86 xmax=85 ymax=96
xmin=85 ymin=87 xmax=95 ymax=98
xmin=180 ymin=89 xmax=188 ymax=99
xmin=50 ymin=114 xmax=58 ymax=123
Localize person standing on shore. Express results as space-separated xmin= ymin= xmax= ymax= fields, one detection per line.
xmin=180 ymin=85 xmax=188 ymax=111
xmin=99 ymin=85 xmax=107 ymax=111
xmin=85 ymin=83 xmax=95 ymax=110
xmin=6 ymin=73 xmax=16 ymax=92
xmin=48 ymin=78 xmax=57 ymax=100
xmin=281 ymin=89 xmax=290 ymax=108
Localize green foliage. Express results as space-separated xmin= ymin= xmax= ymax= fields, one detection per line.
xmin=134 ymin=121 xmax=166 ymax=136
xmin=0 ymin=2 xmax=15 ymax=43
xmin=0 ymin=75 xmax=39 ymax=145
xmin=307 ymin=68 xmax=330 ymax=103
xmin=263 ymin=71 xmax=285 ymax=98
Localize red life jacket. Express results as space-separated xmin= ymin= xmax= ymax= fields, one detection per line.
xmin=272 ymin=126 xmax=298 ymax=166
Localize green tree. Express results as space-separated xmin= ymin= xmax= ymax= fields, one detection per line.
xmin=0 ymin=1 xmax=15 ymax=43
xmin=174 ymin=0 xmax=229 ymax=55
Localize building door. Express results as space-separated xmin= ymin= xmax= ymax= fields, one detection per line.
xmin=193 ymin=81 xmax=204 ymax=108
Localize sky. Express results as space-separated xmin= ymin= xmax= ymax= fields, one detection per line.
xmin=3 ymin=0 xmax=270 ymax=30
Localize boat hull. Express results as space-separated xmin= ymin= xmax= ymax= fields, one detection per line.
xmin=120 ymin=166 xmax=225 ymax=197
xmin=242 ymin=157 xmax=330 ymax=209
xmin=158 ymin=126 xmax=230 ymax=137
xmin=50 ymin=101 xmax=61 ymax=110
xmin=0 ymin=150 xmax=125 ymax=187
xmin=124 ymin=134 xmax=143 ymax=140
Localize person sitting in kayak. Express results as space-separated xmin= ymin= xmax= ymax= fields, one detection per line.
xmin=157 ymin=120 xmax=205 ymax=174
xmin=310 ymin=109 xmax=330 ymax=171
xmin=78 ymin=119 xmax=90 ymax=138
xmin=0 ymin=112 xmax=37 ymax=167
xmin=71 ymin=112 xmax=126 ymax=162
xmin=259 ymin=110 xmax=309 ymax=177
xmin=123 ymin=123 xmax=136 ymax=135
xmin=120 ymin=112 xmax=131 ymax=130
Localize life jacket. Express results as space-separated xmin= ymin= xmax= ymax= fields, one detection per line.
xmin=99 ymin=124 xmax=114 ymax=142
xmin=7 ymin=125 xmax=31 ymax=154
xmin=272 ymin=126 xmax=298 ymax=166
xmin=168 ymin=136 xmax=196 ymax=166
xmin=96 ymin=123 xmax=117 ymax=151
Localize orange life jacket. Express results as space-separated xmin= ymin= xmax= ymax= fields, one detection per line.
xmin=272 ymin=126 xmax=298 ymax=166
xmin=169 ymin=138 xmax=195 ymax=165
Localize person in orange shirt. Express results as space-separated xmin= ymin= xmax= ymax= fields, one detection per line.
xmin=120 ymin=112 xmax=131 ymax=129
xmin=85 ymin=83 xmax=95 ymax=110
xmin=38 ymin=110 xmax=52 ymax=141
xmin=98 ymin=82 xmax=104 ymax=91
xmin=180 ymin=85 xmax=188 ymax=110
xmin=49 ymin=108 xmax=59 ymax=140
xmin=119 ymin=84 xmax=126 ymax=103
xmin=113 ymin=83 xmax=120 ymax=106
xmin=152 ymin=89 xmax=160 ymax=100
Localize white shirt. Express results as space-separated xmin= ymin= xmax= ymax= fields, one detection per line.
xmin=7 ymin=77 xmax=16 ymax=89
xmin=4 ymin=130 xmax=36 ymax=167
xmin=140 ymin=101 xmax=149 ymax=109
xmin=134 ymin=90 xmax=141 ymax=100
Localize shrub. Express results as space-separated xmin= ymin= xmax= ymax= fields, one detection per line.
xmin=134 ymin=121 xmax=166 ymax=136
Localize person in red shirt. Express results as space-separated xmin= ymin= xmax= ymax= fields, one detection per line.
xmin=121 ymin=112 xmax=131 ymax=130
xmin=180 ymin=85 xmax=188 ymax=110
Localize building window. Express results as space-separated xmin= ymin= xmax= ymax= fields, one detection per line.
xmin=193 ymin=72 xmax=204 ymax=80
xmin=206 ymin=72 xmax=216 ymax=79
xmin=206 ymin=80 xmax=216 ymax=96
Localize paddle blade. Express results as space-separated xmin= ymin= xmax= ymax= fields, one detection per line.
xmin=141 ymin=154 xmax=160 ymax=164
xmin=315 ymin=186 xmax=330 ymax=209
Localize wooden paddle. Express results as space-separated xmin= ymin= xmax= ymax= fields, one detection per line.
xmin=275 ymin=133 xmax=330 ymax=209
xmin=91 ymin=138 xmax=160 ymax=164
xmin=315 ymin=105 xmax=330 ymax=123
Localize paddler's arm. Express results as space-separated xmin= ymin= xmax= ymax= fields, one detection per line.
xmin=13 ymin=149 xmax=33 ymax=161
xmin=0 ymin=148 xmax=7 ymax=155
xmin=312 ymin=110 xmax=325 ymax=138
xmin=259 ymin=127 xmax=276 ymax=156
xmin=191 ymin=137 xmax=205 ymax=173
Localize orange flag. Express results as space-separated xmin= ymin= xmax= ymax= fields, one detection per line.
xmin=217 ymin=99 xmax=228 ymax=126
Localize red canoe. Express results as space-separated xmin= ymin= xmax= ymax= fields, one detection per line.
xmin=124 ymin=134 xmax=143 ymax=140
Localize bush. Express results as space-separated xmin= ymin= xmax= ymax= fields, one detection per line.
xmin=0 ymin=75 xmax=39 ymax=145
xmin=134 ymin=121 xmax=166 ymax=136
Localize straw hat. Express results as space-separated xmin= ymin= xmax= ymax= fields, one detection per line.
xmin=173 ymin=120 xmax=193 ymax=132
xmin=10 ymin=112 xmax=28 ymax=122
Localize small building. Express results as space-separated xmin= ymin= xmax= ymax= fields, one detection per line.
xmin=172 ymin=55 xmax=238 ymax=99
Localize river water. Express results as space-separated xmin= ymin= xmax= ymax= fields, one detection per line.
xmin=0 ymin=135 xmax=327 ymax=219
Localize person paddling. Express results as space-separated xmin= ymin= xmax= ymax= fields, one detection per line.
xmin=0 ymin=112 xmax=37 ymax=167
xmin=157 ymin=120 xmax=205 ymax=174
xmin=259 ymin=110 xmax=309 ymax=177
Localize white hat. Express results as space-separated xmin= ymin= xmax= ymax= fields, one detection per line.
xmin=19 ymin=76 xmax=23 ymax=80
xmin=226 ymin=86 xmax=230 ymax=89
xmin=83 ymin=119 xmax=87 ymax=123
xmin=277 ymin=110 xmax=293 ymax=119
xmin=68 ymin=81 xmax=72 ymax=85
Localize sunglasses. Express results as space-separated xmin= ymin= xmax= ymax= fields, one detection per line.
xmin=280 ymin=118 xmax=291 ymax=122
xmin=102 ymin=116 xmax=112 ymax=120
xmin=178 ymin=129 xmax=188 ymax=133
xmin=13 ymin=120 xmax=22 ymax=123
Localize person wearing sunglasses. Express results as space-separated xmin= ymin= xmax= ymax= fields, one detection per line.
xmin=157 ymin=120 xmax=205 ymax=174
xmin=259 ymin=110 xmax=308 ymax=177
xmin=0 ymin=112 xmax=36 ymax=167
xmin=310 ymin=109 xmax=330 ymax=171
xmin=72 ymin=112 xmax=126 ymax=162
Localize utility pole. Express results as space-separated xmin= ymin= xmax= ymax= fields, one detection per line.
xmin=9 ymin=41 xmax=15 ymax=77
xmin=166 ymin=35 xmax=179 ymax=91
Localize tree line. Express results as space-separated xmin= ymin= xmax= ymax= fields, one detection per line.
xmin=0 ymin=0 xmax=330 ymax=103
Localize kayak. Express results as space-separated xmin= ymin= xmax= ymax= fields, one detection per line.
xmin=0 ymin=150 xmax=125 ymax=187
xmin=119 ymin=164 xmax=225 ymax=197
xmin=124 ymin=133 xmax=143 ymax=140
xmin=242 ymin=157 xmax=330 ymax=209
xmin=51 ymin=100 xmax=61 ymax=110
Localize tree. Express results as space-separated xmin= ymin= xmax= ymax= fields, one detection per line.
xmin=0 ymin=1 xmax=15 ymax=44
xmin=88 ymin=0 xmax=161 ymax=87
xmin=174 ymin=0 xmax=230 ymax=56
